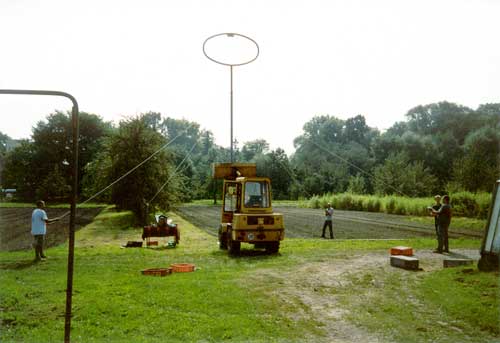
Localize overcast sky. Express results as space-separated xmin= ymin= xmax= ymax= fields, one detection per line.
xmin=1 ymin=0 xmax=499 ymax=154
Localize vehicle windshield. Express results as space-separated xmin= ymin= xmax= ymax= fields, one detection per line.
xmin=244 ymin=181 xmax=270 ymax=208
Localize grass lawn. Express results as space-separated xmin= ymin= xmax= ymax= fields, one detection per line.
xmin=0 ymin=207 xmax=497 ymax=342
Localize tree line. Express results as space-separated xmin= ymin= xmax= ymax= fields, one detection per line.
xmin=0 ymin=101 xmax=498 ymax=222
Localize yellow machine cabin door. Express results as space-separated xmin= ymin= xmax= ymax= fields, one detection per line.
xmin=222 ymin=181 xmax=241 ymax=224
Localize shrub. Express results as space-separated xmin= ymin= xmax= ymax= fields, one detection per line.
xmin=385 ymin=197 xmax=396 ymax=214
xmin=394 ymin=202 xmax=407 ymax=215
xmin=452 ymin=192 xmax=479 ymax=218
xmin=303 ymin=191 xmax=491 ymax=218
xmin=308 ymin=195 xmax=320 ymax=209
xmin=339 ymin=194 xmax=355 ymax=210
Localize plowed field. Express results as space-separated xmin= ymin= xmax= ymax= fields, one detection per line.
xmin=0 ymin=207 xmax=104 ymax=251
xmin=174 ymin=204 xmax=476 ymax=239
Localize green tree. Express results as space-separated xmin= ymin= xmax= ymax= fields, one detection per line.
xmin=0 ymin=131 xmax=8 ymax=157
xmin=241 ymin=139 xmax=270 ymax=161
xmin=0 ymin=131 xmax=10 ymax=187
xmin=343 ymin=115 xmax=378 ymax=148
xmin=292 ymin=114 xmax=375 ymax=197
xmin=373 ymin=152 xmax=437 ymax=197
xmin=36 ymin=164 xmax=69 ymax=200
xmin=347 ymin=174 xmax=366 ymax=194
xmin=253 ymin=148 xmax=291 ymax=199
xmin=107 ymin=114 xmax=180 ymax=223
xmin=451 ymin=127 xmax=500 ymax=192
xmin=160 ymin=117 xmax=201 ymax=151
xmin=81 ymin=148 xmax=113 ymax=202
xmin=2 ymin=140 xmax=37 ymax=199
xmin=28 ymin=111 xmax=111 ymax=199
xmin=406 ymin=102 xmax=477 ymax=144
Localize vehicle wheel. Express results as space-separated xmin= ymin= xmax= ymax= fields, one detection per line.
xmin=227 ymin=232 xmax=240 ymax=255
xmin=218 ymin=229 xmax=228 ymax=250
xmin=265 ymin=241 xmax=280 ymax=254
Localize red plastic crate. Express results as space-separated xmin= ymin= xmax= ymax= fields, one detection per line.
xmin=141 ymin=267 xmax=172 ymax=276
xmin=170 ymin=263 xmax=195 ymax=273
xmin=390 ymin=246 xmax=413 ymax=256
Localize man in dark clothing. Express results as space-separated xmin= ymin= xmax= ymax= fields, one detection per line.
xmin=431 ymin=195 xmax=452 ymax=253
xmin=429 ymin=195 xmax=442 ymax=236
xmin=321 ymin=203 xmax=334 ymax=239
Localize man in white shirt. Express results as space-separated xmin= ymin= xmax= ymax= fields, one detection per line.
xmin=31 ymin=200 xmax=58 ymax=261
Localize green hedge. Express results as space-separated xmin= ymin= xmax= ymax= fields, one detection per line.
xmin=303 ymin=192 xmax=492 ymax=219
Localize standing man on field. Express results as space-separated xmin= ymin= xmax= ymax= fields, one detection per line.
xmin=321 ymin=203 xmax=334 ymax=239
xmin=32 ymin=200 xmax=59 ymax=261
xmin=429 ymin=195 xmax=442 ymax=237
xmin=431 ymin=195 xmax=452 ymax=253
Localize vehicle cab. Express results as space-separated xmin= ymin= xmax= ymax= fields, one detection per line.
xmin=214 ymin=163 xmax=285 ymax=254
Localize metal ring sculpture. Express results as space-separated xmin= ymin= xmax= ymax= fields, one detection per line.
xmin=202 ymin=32 xmax=259 ymax=66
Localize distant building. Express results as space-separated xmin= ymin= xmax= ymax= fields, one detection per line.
xmin=2 ymin=188 xmax=16 ymax=198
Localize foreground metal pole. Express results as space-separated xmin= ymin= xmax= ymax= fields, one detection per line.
xmin=0 ymin=90 xmax=79 ymax=343
xmin=65 ymin=103 xmax=79 ymax=343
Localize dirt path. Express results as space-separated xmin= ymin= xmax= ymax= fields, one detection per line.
xmin=250 ymin=249 xmax=480 ymax=343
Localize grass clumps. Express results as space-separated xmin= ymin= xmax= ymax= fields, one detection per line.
xmin=304 ymin=192 xmax=491 ymax=219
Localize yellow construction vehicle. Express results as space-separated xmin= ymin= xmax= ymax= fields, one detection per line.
xmin=213 ymin=163 xmax=285 ymax=255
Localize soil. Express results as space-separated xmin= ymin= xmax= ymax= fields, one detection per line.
xmin=0 ymin=207 xmax=104 ymax=251
xmin=174 ymin=205 xmax=476 ymax=239
xmin=250 ymin=248 xmax=480 ymax=343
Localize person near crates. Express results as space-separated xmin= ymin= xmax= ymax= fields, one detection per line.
xmin=31 ymin=200 xmax=59 ymax=261
xmin=321 ymin=203 xmax=334 ymax=239
xmin=431 ymin=195 xmax=452 ymax=253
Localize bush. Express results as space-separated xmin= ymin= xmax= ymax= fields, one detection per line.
xmin=302 ymin=191 xmax=492 ymax=218
xmin=365 ymin=198 xmax=381 ymax=212
xmin=307 ymin=195 xmax=321 ymax=209
xmin=452 ymin=192 xmax=477 ymax=217
xmin=394 ymin=202 xmax=407 ymax=215
xmin=338 ymin=194 xmax=355 ymax=210
xmin=385 ymin=197 xmax=396 ymax=214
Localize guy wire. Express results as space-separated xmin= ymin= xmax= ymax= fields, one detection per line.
xmin=57 ymin=123 xmax=196 ymax=219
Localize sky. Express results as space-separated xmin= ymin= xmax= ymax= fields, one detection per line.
xmin=0 ymin=0 xmax=499 ymax=154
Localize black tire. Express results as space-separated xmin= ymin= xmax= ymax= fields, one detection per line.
xmin=265 ymin=241 xmax=280 ymax=254
xmin=227 ymin=232 xmax=240 ymax=255
xmin=218 ymin=229 xmax=228 ymax=250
